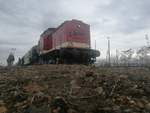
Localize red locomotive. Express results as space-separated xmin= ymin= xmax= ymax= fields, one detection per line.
xmin=21 ymin=19 xmax=100 ymax=65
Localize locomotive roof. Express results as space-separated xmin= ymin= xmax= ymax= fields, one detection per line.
xmin=53 ymin=19 xmax=88 ymax=33
xmin=40 ymin=19 xmax=89 ymax=37
xmin=40 ymin=28 xmax=56 ymax=37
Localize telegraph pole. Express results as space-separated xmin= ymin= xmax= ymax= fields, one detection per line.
xmin=116 ymin=49 xmax=119 ymax=66
xmin=95 ymin=40 xmax=96 ymax=50
xmin=107 ymin=37 xmax=111 ymax=66
xmin=145 ymin=34 xmax=149 ymax=47
xmin=94 ymin=40 xmax=97 ymax=62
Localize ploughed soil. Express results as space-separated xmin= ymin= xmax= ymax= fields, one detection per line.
xmin=0 ymin=65 xmax=150 ymax=113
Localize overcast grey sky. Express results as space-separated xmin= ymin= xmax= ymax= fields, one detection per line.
xmin=0 ymin=0 xmax=150 ymax=65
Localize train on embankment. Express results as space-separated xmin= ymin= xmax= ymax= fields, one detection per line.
xmin=19 ymin=19 xmax=100 ymax=65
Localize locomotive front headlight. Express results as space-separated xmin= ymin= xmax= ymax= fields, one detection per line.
xmin=77 ymin=24 xmax=81 ymax=28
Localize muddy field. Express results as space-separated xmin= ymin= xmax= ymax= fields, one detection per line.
xmin=0 ymin=65 xmax=150 ymax=113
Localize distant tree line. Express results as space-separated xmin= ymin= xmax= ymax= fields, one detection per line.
xmin=97 ymin=46 xmax=150 ymax=67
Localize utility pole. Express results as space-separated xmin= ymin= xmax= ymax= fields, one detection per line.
xmin=95 ymin=40 xmax=96 ymax=50
xmin=107 ymin=37 xmax=111 ymax=66
xmin=94 ymin=40 xmax=97 ymax=62
xmin=116 ymin=49 xmax=119 ymax=66
xmin=145 ymin=34 xmax=149 ymax=47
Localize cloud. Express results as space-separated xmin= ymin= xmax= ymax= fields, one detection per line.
xmin=93 ymin=0 xmax=150 ymax=34
xmin=0 ymin=0 xmax=150 ymax=64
